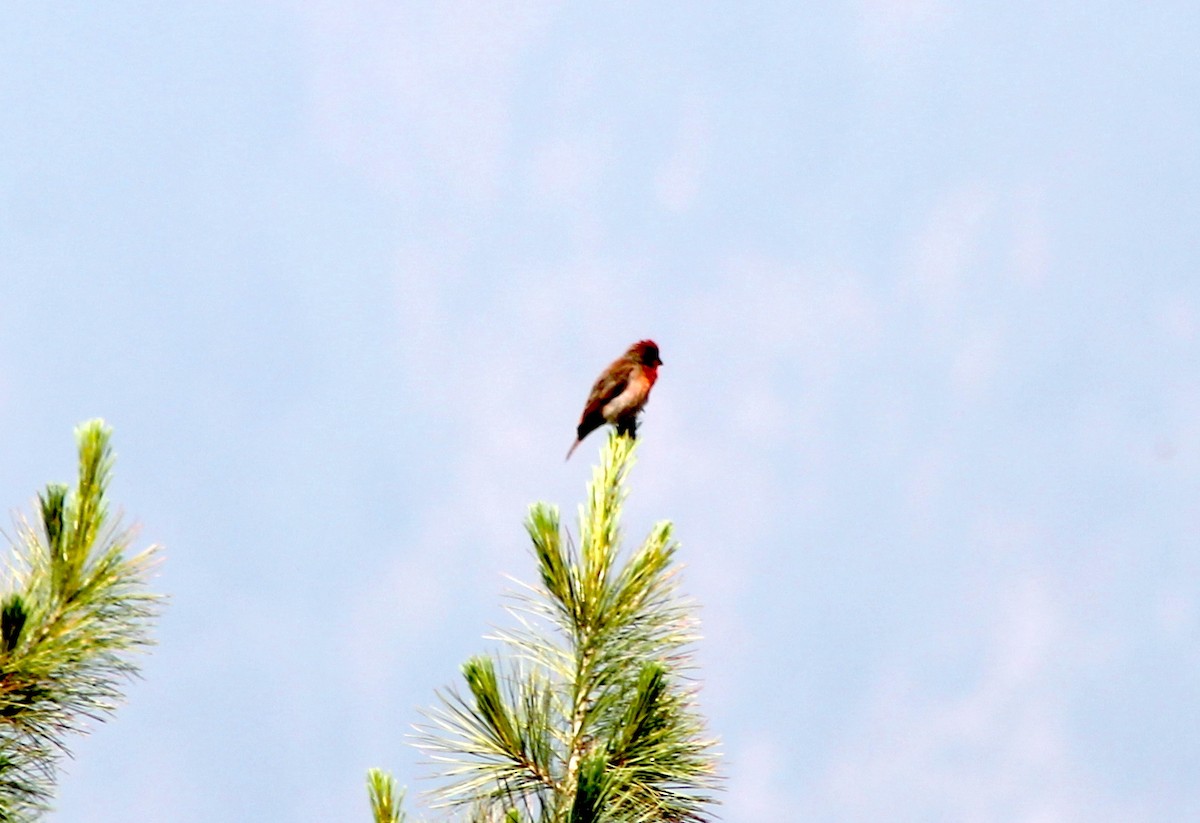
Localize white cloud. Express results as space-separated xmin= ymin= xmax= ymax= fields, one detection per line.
xmin=1008 ymin=183 xmax=1051 ymax=287
xmin=1154 ymin=587 xmax=1198 ymax=641
xmin=530 ymin=135 xmax=607 ymax=206
xmin=654 ymin=91 xmax=711 ymax=213
xmin=950 ymin=323 xmax=1003 ymax=404
xmin=725 ymin=733 xmax=789 ymax=820
xmin=1158 ymin=295 xmax=1198 ymax=345
xmin=856 ymin=0 xmax=956 ymax=59
xmin=296 ymin=0 xmax=561 ymax=201
xmin=906 ymin=183 xmax=993 ymax=323
xmin=809 ymin=577 xmax=1142 ymax=823
xmin=346 ymin=549 xmax=452 ymax=695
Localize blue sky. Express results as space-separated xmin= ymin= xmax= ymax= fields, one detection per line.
xmin=2 ymin=3 xmax=1198 ymax=821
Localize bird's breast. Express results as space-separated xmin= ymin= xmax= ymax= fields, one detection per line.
xmin=602 ymin=371 xmax=651 ymax=422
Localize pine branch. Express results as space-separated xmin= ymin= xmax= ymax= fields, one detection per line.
xmin=367 ymin=768 xmax=406 ymax=823
xmin=411 ymin=432 xmax=719 ymax=822
xmin=0 ymin=420 xmax=163 ymax=817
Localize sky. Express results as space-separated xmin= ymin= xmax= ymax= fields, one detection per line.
xmin=1 ymin=2 xmax=1198 ymax=821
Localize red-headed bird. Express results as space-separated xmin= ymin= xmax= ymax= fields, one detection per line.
xmin=566 ymin=340 xmax=663 ymax=460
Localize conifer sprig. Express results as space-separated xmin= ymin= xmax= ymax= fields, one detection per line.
xmin=367 ymin=768 xmax=407 ymax=823
xmin=0 ymin=421 xmax=162 ymax=820
xmin=415 ymin=433 xmax=719 ymax=822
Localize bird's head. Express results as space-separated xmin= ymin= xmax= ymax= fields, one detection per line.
xmin=630 ymin=339 xmax=662 ymax=367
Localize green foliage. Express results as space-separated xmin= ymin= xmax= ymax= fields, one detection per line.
xmin=410 ymin=433 xmax=719 ymax=822
xmin=367 ymin=768 xmax=407 ymax=823
xmin=0 ymin=420 xmax=162 ymax=820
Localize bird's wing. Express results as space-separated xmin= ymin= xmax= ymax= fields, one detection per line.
xmin=580 ymin=360 xmax=632 ymax=422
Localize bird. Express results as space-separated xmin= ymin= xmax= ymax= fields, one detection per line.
xmin=566 ymin=340 xmax=663 ymax=460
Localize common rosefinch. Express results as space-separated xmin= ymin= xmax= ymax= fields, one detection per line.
xmin=566 ymin=340 xmax=663 ymax=460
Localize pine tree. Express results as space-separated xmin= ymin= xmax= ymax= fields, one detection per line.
xmin=369 ymin=434 xmax=719 ymax=822
xmin=0 ymin=421 xmax=162 ymax=820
